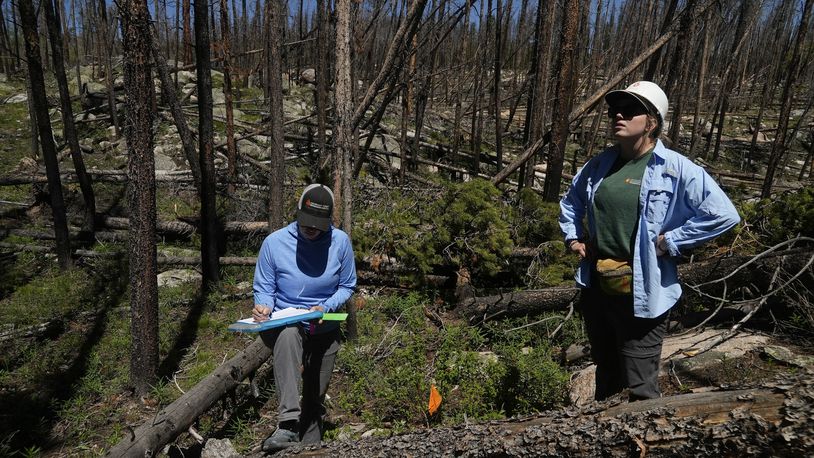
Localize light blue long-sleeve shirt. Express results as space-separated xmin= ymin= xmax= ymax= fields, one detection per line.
xmin=559 ymin=140 xmax=740 ymax=318
xmin=253 ymin=222 xmax=357 ymax=331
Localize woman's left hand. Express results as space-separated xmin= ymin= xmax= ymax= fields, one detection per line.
xmin=655 ymin=235 xmax=668 ymax=256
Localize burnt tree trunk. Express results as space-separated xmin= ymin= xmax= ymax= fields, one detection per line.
xmin=266 ymin=0 xmax=285 ymax=231
xmin=196 ymin=0 xmax=221 ymax=288
xmin=121 ymin=0 xmax=158 ymax=397
xmin=334 ymin=0 xmax=357 ymax=340
xmin=19 ymin=0 xmax=71 ymax=269
xmin=105 ymin=338 xmax=272 ymax=457
xmin=542 ymin=0 xmax=578 ymax=202
xmin=285 ymin=376 xmax=814 ymax=457
xmin=220 ymin=0 xmax=237 ymax=193
xmin=149 ymin=21 xmax=202 ymax=193
xmin=761 ymin=0 xmax=812 ymax=197
xmin=43 ymin=0 xmax=96 ymax=236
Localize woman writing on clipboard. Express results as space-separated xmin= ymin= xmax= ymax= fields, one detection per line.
xmin=253 ymin=184 xmax=357 ymax=452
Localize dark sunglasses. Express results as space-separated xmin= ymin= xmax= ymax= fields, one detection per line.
xmin=607 ymin=103 xmax=649 ymax=119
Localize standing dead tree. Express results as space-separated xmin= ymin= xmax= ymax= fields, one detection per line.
xmin=18 ymin=0 xmax=71 ymax=269
xmin=121 ymin=0 xmax=159 ymax=397
xmin=492 ymin=0 xmax=716 ymax=186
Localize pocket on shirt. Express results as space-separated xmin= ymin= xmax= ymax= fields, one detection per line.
xmin=645 ymin=189 xmax=673 ymax=223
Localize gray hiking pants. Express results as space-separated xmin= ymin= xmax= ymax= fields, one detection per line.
xmin=579 ymin=286 xmax=669 ymax=401
xmin=261 ymin=325 xmax=340 ymax=444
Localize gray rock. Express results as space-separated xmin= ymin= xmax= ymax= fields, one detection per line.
xmin=201 ymin=438 xmax=241 ymax=458
xmin=300 ymin=68 xmax=316 ymax=84
xmin=569 ymin=365 xmax=596 ymax=406
xmin=176 ymin=70 xmax=197 ymax=85
xmin=157 ymin=269 xmax=201 ymax=288
xmin=154 ymin=152 xmax=177 ymax=171
xmin=5 ymin=93 xmax=28 ymax=104
xmin=238 ymin=139 xmax=264 ymax=158
xmin=83 ymin=81 xmax=107 ymax=94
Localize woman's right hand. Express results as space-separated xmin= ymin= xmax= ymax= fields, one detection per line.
xmin=252 ymin=304 xmax=271 ymax=322
xmin=569 ymin=240 xmax=594 ymax=260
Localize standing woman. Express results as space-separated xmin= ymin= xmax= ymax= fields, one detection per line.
xmin=559 ymin=81 xmax=740 ymax=401
xmin=253 ymin=184 xmax=357 ymax=451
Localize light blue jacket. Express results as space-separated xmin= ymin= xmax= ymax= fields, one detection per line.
xmin=559 ymin=140 xmax=740 ymax=318
xmin=253 ymin=222 xmax=357 ymax=332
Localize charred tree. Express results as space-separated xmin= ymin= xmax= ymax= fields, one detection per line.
xmin=196 ymin=0 xmax=221 ymax=288
xmin=266 ymin=0 xmax=285 ymax=231
xmin=220 ymin=0 xmax=237 ymax=193
xmin=43 ymin=0 xmax=96 ymax=236
xmin=542 ymin=0 xmax=578 ymax=202
xmin=121 ymin=0 xmax=159 ymax=397
xmin=761 ymin=0 xmax=812 ymax=197
xmin=334 ymin=0 xmax=357 ymax=340
xmin=18 ymin=0 xmax=71 ymax=269
xmin=148 ymin=21 xmax=202 ymax=193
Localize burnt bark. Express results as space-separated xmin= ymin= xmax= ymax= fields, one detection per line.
xmin=761 ymin=0 xmax=812 ymax=197
xmin=18 ymin=0 xmax=71 ymax=269
xmin=196 ymin=0 xmax=221 ymax=288
xmin=43 ymin=0 xmax=96 ymax=236
xmin=542 ymin=0 xmax=578 ymax=202
xmin=282 ymin=376 xmax=814 ymax=457
xmin=266 ymin=0 xmax=285 ymax=231
xmin=121 ymin=0 xmax=158 ymax=397
xmin=105 ymin=338 xmax=272 ymax=457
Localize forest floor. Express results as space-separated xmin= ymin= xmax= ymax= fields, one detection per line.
xmin=0 ymin=71 xmax=813 ymax=457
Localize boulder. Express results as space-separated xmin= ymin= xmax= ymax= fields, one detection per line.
xmin=300 ymin=68 xmax=316 ymax=84
xmin=201 ymin=438 xmax=240 ymax=458
xmin=157 ymin=269 xmax=201 ymax=288
xmin=5 ymin=93 xmax=28 ymax=104
xmin=176 ymin=70 xmax=197 ymax=85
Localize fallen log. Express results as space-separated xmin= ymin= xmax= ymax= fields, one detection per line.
xmin=281 ymin=375 xmax=814 ymax=457
xmin=458 ymin=249 xmax=814 ymax=321
xmin=105 ymin=337 xmax=272 ymax=457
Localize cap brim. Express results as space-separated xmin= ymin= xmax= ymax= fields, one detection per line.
xmin=297 ymin=211 xmax=331 ymax=232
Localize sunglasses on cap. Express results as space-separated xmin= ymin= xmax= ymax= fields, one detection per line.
xmin=607 ymin=103 xmax=650 ymax=119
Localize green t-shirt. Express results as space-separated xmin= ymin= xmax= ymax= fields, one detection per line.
xmin=593 ymin=149 xmax=653 ymax=261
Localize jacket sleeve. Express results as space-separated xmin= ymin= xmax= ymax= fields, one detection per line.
xmin=663 ymin=166 xmax=741 ymax=256
xmin=321 ymin=234 xmax=357 ymax=312
xmin=559 ymin=161 xmax=591 ymax=242
xmin=253 ymin=236 xmax=277 ymax=308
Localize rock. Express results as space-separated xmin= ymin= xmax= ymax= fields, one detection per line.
xmin=763 ymin=345 xmax=814 ymax=368
xmin=300 ymin=68 xmax=316 ymax=84
xmin=790 ymin=109 xmax=805 ymax=118
xmin=154 ymin=152 xmax=177 ymax=171
xmin=107 ymin=125 xmax=117 ymax=141
xmin=5 ymin=93 xmax=28 ymax=104
xmin=212 ymin=88 xmax=225 ymax=105
xmin=98 ymin=141 xmax=111 ymax=151
xmin=238 ymin=139 xmax=264 ymax=158
xmin=569 ymin=365 xmax=596 ymax=406
xmin=360 ymin=428 xmax=388 ymax=439
xmin=201 ymin=438 xmax=240 ymax=458
xmin=157 ymin=269 xmax=201 ymax=288
xmin=477 ymin=351 xmax=499 ymax=364
xmin=83 ymin=81 xmax=107 ymax=94
xmin=176 ymin=70 xmax=197 ymax=85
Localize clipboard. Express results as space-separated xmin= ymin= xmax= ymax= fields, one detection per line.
xmin=228 ymin=309 xmax=324 ymax=333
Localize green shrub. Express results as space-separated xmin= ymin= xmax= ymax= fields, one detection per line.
xmin=353 ymin=180 xmax=514 ymax=282
xmin=333 ymin=293 xmax=569 ymax=431
xmin=740 ymin=188 xmax=814 ymax=247
xmin=512 ymin=187 xmax=563 ymax=246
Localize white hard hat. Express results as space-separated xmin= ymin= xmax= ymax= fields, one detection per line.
xmin=605 ymin=81 xmax=668 ymax=123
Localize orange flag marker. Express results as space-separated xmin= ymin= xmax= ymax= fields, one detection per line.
xmin=428 ymin=384 xmax=442 ymax=415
